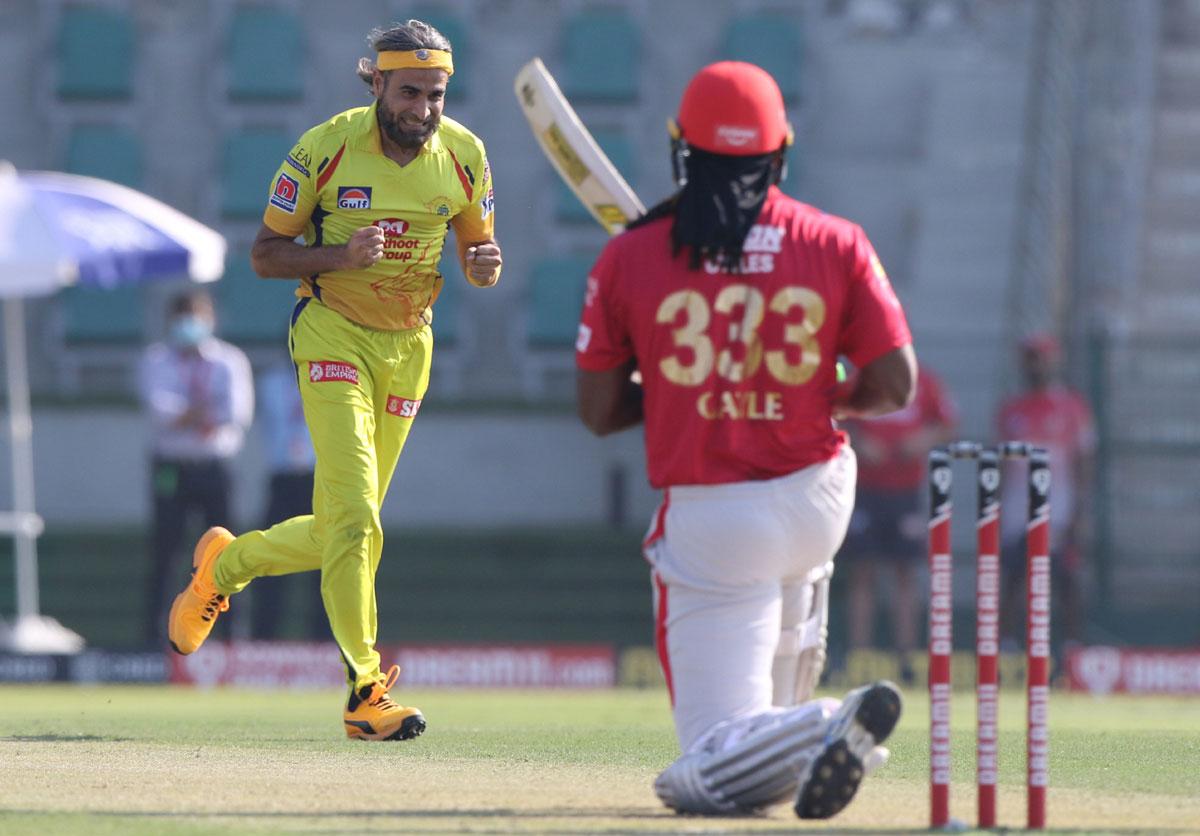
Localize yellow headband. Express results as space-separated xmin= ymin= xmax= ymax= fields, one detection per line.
xmin=377 ymin=48 xmax=454 ymax=75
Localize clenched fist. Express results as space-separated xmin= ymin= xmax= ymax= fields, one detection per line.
xmin=341 ymin=225 xmax=385 ymax=270
xmin=465 ymin=242 xmax=503 ymax=287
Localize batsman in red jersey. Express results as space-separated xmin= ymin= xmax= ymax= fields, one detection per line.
xmin=576 ymin=61 xmax=917 ymax=819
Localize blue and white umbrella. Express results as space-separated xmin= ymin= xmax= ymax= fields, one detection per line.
xmin=0 ymin=162 xmax=224 ymax=295
xmin=0 ymin=161 xmax=226 ymax=652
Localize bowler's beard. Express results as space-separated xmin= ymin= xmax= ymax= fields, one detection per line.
xmin=377 ymin=99 xmax=439 ymax=149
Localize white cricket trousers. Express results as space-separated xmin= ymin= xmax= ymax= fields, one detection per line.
xmin=644 ymin=445 xmax=857 ymax=753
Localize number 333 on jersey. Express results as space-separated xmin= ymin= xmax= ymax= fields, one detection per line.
xmin=575 ymin=187 xmax=912 ymax=488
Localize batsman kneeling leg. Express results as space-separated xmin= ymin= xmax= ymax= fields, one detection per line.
xmin=773 ymin=561 xmax=833 ymax=707
xmin=654 ymin=680 xmax=901 ymax=818
xmin=654 ymin=702 xmax=832 ymax=815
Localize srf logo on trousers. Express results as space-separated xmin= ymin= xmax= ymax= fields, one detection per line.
xmin=386 ymin=396 xmax=422 ymax=418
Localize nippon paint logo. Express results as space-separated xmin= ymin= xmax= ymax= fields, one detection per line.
xmin=386 ymin=396 xmax=422 ymax=418
xmin=269 ymin=172 xmax=300 ymax=213
xmin=715 ymin=125 xmax=760 ymax=148
xmin=308 ymin=361 xmax=359 ymax=385
xmin=337 ymin=186 xmax=372 ymax=210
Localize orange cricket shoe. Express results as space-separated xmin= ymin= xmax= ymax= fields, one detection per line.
xmin=167 ymin=526 xmax=235 ymax=655
xmin=344 ymin=664 xmax=427 ymax=741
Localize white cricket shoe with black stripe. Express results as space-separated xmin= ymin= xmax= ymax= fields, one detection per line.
xmin=653 ymin=681 xmax=901 ymax=818
xmin=794 ymin=680 xmax=903 ymax=819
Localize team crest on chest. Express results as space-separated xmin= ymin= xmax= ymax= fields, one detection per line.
xmin=425 ymin=195 xmax=452 ymax=217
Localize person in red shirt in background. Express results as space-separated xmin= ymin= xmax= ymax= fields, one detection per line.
xmin=996 ymin=333 xmax=1095 ymax=651
xmin=840 ymin=363 xmax=958 ymax=683
xmin=576 ymin=61 xmax=916 ymax=819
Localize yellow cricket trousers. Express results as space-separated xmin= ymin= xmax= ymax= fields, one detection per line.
xmin=213 ymin=298 xmax=432 ymax=689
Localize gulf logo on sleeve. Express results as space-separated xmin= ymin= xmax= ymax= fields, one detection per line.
xmin=270 ymin=172 xmax=300 ymax=213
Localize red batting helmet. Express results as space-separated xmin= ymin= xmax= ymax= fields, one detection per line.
xmin=672 ymin=61 xmax=793 ymax=155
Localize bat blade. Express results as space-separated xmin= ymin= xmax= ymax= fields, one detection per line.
xmin=514 ymin=57 xmax=645 ymax=236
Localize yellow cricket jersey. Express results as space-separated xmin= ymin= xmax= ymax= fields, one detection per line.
xmin=263 ymin=103 xmax=495 ymax=331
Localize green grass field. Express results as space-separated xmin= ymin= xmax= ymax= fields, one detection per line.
xmin=1 ymin=686 xmax=1197 ymax=834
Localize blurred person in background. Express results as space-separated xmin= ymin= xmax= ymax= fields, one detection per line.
xmin=166 ymin=19 xmax=500 ymax=742
xmin=839 ymin=361 xmax=957 ymax=683
xmin=576 ymin=61 xmax=915 ymax=819
xmin=996 ymin=333 xmax=1095 ymax=651
xmin=139 ymin=289 xmax=253 ymax=646
xmin=246 ymin=356 xmax=324 ymax=641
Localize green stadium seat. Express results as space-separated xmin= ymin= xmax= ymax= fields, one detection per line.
xmin=60 ymin=284 xmax=145 ymax=343
xmin=563 ymin=10 xmax=639 ymax=101
xmin=409 ymin=7 xmax=470 ymax=97
xmin=720 ymin=14 xmax=803 ymax=104
xmin=215 ymin=254 xmax=299 ymax=344
xmin=65 ymin=124 xmax=143 ymax=188
xmin=557 ymin=129 xmax=635 ymax=223
xmin=222 ymin=128 xmax=293 ymax=218
xmin=528 ymin=256 xmax=592 ymax=347
xmin=57 ymin=6 xmax=136 ymax=99
xmin=227 ymin=6 xmax=305 ymax=100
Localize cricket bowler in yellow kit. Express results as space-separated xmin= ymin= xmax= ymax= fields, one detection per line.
xmin=167 ymin=20 xmax=502 ymax=742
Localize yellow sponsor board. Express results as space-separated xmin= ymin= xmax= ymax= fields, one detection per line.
xmin=835 ymin=648 xmax=1036 ymax=691
xmin=618 ymin=646 xmax=667 ymax=688
xmin=618 ymin=646 xmax=1040 ymax=691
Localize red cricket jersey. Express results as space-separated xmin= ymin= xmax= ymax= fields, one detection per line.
xmin=849 ymin=366 xmax=958 ymax=492
xmin=996 ymin=384 xmax=1094 ymax=459
xmin=996 ymin=384 xmax=1095 ymax=539
xmin=576 ymin=187 xmax=913 ymax=488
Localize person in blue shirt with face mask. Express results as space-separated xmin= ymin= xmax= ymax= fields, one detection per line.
xmin=138 ymin=290 xmax=254 ymax=646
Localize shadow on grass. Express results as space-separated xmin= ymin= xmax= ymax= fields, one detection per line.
xmin=4 ymin=810 xmax=1192 ymax=835
xmin=2 ymin=735 xmax=133 ymax=743
xmin=0 ymin=810 xmax=957 ymax=835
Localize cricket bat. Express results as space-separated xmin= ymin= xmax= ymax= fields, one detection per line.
xmin=514 ymin=58 xmax=645 ymax=236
